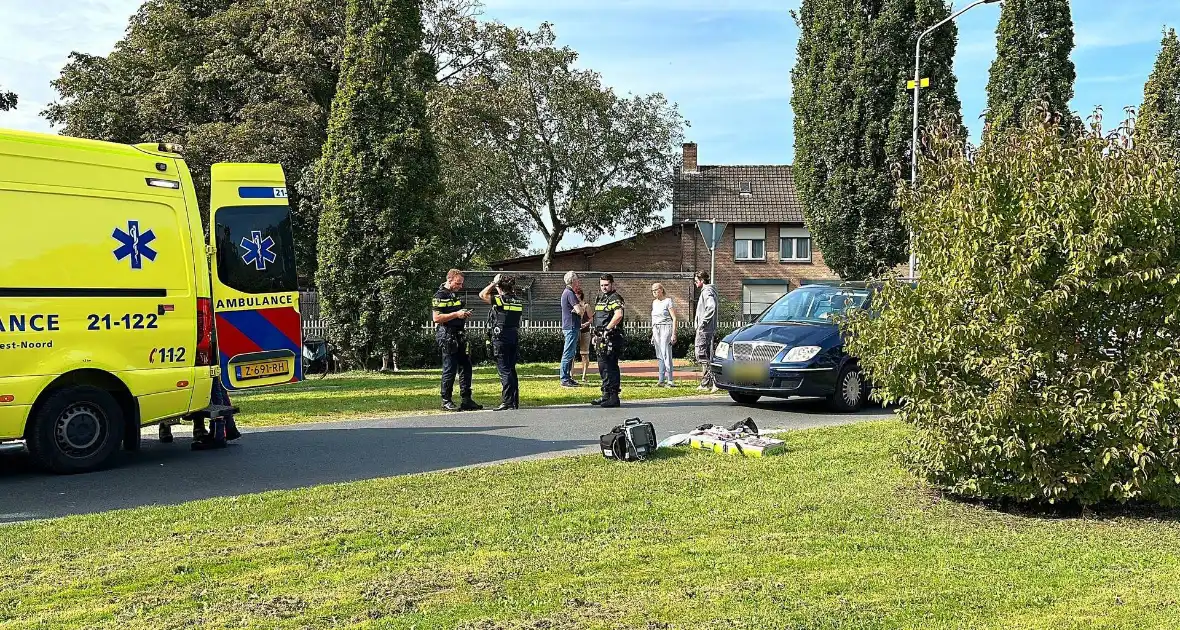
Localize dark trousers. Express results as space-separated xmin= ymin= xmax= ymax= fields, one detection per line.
xmin=439 ymin=332 xmax=472 ymax=402
xmin=597 ymin=335 xmax=622 ymax=397
xmin=493 ymin=329 xmax=519 ymax=407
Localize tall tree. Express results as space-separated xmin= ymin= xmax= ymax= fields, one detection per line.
xmin=438 ymin=24 xmax=685 ymax=271
xmin=0 ymin=85 xmax=16 ymax=111
xmin=43 ymin=0 xmax=345 ymax=283
xmin=1139 ymin=28 xmax=1180 ymax=154
xmin=316 ymin=0 xmax=442 ymax=366
xmin=791 ymin=0 xmax=963 ymax=280
xmin=984 ymin=0 xmax=1077 ymax=136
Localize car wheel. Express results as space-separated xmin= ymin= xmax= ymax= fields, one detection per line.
xmin=828 ymin=364 xmax=866 ymax=412
xmin=26 ymin=385 xmax=125 ymax=474
xmin=729 ymin=392 xmax=761 ymax=405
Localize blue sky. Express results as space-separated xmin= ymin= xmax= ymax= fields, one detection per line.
xmin=1 ymin=0 xmax=1177 ymax=250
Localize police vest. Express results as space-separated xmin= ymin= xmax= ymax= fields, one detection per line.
xmin=492 ymin=294 xmax=524 ymax=330
xmin=432 ymin=286 xmax=465 ymax=331
xmin=594 ymin=292 xmax=624 ymax=328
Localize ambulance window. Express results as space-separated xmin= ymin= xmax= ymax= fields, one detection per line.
xmin=214 ymin=205 xmax=298 ymax=294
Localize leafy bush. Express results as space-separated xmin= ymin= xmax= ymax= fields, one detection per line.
xmin=845 ymin=107 xmax=1180 ymax=506
xmin=391 ymin=324 xmax=740 ymax=368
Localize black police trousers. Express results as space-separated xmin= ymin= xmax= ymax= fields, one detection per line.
xmin=493 ymin=328 xmax=519 ymax=407
xmin=597 ymin=333 xmax=623 ymax=396
xmin=439 ymin=330 xmax=472 ymax=402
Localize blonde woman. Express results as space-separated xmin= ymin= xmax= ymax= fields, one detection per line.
xmin=650 ymin=283 xmax=679 ymax=387
xmin=573 ymin=286 xmax=592 ymax=383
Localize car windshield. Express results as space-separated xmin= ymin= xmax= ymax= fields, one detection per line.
xmin=757 ymin=286 xmax=871 ymax=324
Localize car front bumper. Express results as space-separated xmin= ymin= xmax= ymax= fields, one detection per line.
xmin=709 ymin=360 xmax=839 ymax=398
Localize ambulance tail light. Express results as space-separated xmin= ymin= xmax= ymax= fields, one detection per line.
xmin=196 ymin=298 xmax=214 ymax=366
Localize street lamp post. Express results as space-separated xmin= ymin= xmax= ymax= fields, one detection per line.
xmin=908 ymin=0 xmax=1002 ymax=279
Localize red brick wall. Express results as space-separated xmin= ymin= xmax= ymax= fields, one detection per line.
xmin=678 ymin=223 xmax=839 ymax=303
xmin=491 ymin=223 xmax=841 ymax=318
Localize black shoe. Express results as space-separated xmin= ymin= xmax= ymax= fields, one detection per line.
xmin=225 ymin=426 xmax=242 ymax=441
xmin=600 ymin=397 xmax=621 ymax=408
xmin=460 ymin=398 xmax=484 ymax=411
xmin=561 ymin=380 xmax=581 ymax=388
xmin=191 ymin=437 xmax=226 ymax=451
xmin=442 ymin=400 xmax=460 ymax=412
xmin=493 ymin=403 xmax=515 ymax=411
xmin=590 ymin=397 xmax=604 ymax=406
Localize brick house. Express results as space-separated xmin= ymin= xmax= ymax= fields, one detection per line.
xmin=491 ymin=142 xmax=839 ymax=321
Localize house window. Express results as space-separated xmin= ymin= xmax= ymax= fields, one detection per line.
xmin=742 ymin=280 xmax=788 ymax=320
xmin=779 ymin=227 xmax=812 ymax=263
xmin=734 ymin=226 xmax=765 ymax=261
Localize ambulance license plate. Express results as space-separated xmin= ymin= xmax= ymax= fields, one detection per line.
xmin=236 ymin=360 xmax=289 ymax=381
xmin=731 ymin=362 xmax=766 ymax=385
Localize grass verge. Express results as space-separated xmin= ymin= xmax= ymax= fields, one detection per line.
xmin=4 ymin=421 xmax=1180 ymax=628
xmin=229 ymin=362 xmax=707 ymax=427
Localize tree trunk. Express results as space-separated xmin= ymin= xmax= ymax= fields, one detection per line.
xmin=542 ymin=227 xmax=564 ymax=272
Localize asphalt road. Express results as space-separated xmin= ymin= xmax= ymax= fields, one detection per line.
xmin=0 ymin=395 xmax=893 ymax=523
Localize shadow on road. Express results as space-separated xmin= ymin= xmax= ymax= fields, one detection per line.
xmin=623 ymin=395 xmax=894 ymax=418
xmin=0 ymin=425 xmax=587 ymax=523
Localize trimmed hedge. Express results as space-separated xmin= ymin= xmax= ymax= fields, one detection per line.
xmin=394 ymin=325 xmax=739 ymax=369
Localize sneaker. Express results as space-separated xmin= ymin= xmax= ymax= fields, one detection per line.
xmin=561 ymin=380 xmax=581 ymax=388
xmin=666 ymin=382 xmax=676 ymax=388
xmin=590 ymin=397 xmax=604 ymax=406
xmin=442 ymin=400 xmax=460 ymax=412
xmin=655 ymin=381 xmax=666 ymax=388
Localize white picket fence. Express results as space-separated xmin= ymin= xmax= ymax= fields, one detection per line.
xmin=415 ymin=319 xmax=746 ymax=332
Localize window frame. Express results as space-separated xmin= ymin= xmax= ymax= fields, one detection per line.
xmin=779 ymin=227 xmax=813 ymax=263
xmin=733 ymin=226 xmax=767 ymax=262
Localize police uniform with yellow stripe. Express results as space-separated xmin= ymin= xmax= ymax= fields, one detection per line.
xmin=593 ymin=290 xmax=626 ymax=407
xmin=432 ymin=285 xmax=479 ymax=410
xmin=490 ymin=292 xmax=525 ymax=410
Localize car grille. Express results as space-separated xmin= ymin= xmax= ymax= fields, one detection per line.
xmin=732 ymin=342 xmax=785 ymax=363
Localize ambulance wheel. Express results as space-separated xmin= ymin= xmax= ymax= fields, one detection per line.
xmin=27 ymin=386 xmax=125 ymax=474
xmin=729 ymin=392 xmax=761 ymax=405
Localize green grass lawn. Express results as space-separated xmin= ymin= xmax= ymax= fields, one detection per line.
xmin=5 ymin=421 xmax=1180 ymax=629
xmin=229 ymin=362 xmax=708 ymax=427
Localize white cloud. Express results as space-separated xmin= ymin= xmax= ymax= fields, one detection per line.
xmin=0 ymin=0 xmax=143 ymax=133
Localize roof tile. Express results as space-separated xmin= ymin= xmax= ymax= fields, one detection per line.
xmin=672 ymin=165 xmax=804 ymax=224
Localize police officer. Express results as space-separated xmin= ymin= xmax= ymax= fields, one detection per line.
xmin=479 ymin=273 xmax=524 ymax=411
xmin=591 ymin=273 xmax=625 ymax=408
xmin=432 ymin=269 xmax=483 ymax=412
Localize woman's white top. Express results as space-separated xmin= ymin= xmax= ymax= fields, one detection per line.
xmin=651 ymin=297 xmax=674 ymax=325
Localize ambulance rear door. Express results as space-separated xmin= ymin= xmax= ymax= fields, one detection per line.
xmin=208 ymin=163 xmax=303 ymax=390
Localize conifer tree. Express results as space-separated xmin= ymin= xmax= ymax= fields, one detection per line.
xmin=1139 ymin=28 xmax=1180 ymax=154
xmin=984 ymin=0 xmax=1077 ymax=135
xmin=792 ymin=0 xmax=962 ymax=280
xmin=316 ymin=0 xmax=443 ymax=366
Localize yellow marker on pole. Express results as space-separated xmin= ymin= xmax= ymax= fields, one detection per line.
xmin=907 ymin=78 xmax=931 ymax=89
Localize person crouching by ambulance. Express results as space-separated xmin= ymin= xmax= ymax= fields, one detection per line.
xmin=192 ymin=329 xmax=242 ymax=450
xmin=591 ymin=273 xmax=625 ymax=408
xmin=479 ymin=274 xmax=524 ymax=411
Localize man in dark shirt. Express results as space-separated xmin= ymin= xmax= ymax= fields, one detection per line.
xmin=432 ymin=269 xmax=483 ymax=412
xmin=591 ymin=273 xmax=626 ymax=408
xmin=559 ymin=271 xmax=582 ymax=387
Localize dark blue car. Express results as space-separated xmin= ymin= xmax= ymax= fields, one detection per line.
xmin=710 ymin=283 xmax=873 ymax=411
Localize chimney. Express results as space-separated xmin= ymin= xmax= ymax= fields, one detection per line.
xmin=682 ymin=142 xmax=698 ymax=173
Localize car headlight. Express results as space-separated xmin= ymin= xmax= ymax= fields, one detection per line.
xmin=714 ymin=341 xmax=731 ymax=360
xmin=782 ymin=346 xmax=821 ymax=362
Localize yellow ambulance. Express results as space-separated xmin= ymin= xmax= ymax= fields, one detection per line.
xmin=0 ymin=128 xmax=303 ymax=474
